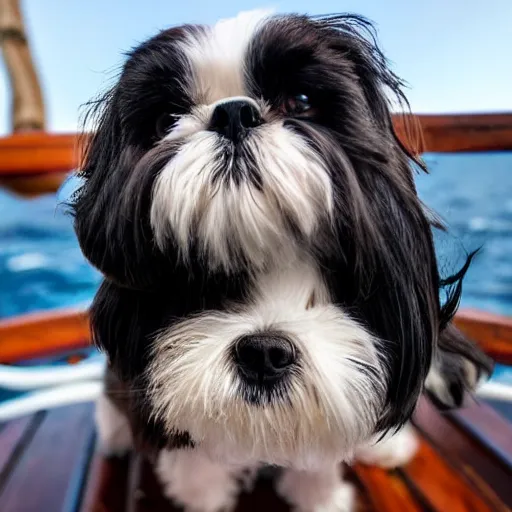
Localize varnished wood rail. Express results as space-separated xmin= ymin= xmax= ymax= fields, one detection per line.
xmin=0 ymin=307 xmax=510 ymax=364
xmin=0 ymin=308 xmax=90 ymax=363
xmin=0 ymin=113 xmax=511 ymax=178
xmin=0 ymin=132 xmax=79 ymax=175
xmin=394 ymin=112 xmax=512 ymax=154
xmin=454 ymin=309 xmax=512 ymax=365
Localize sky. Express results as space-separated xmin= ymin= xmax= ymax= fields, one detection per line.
xmin=1 ymin=0 xmax=511 ymax=135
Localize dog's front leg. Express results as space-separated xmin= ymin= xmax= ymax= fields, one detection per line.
xmin=95 ymin=392 xmax=134 ymax=456
xmin=276 ymin=464 xmax=355 ymax=512
xmin=354 ymin=422 xmax=418 ymax=469
xmin=156 ymin=448 xmax=241 ymax=512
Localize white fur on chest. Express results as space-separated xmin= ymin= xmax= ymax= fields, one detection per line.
xmin=250 ymin=255 xmax=330 ymax=323
xmin=149 ymin=253 xmax=384 ymax=469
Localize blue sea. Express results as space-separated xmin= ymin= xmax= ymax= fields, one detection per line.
xmin=1 ymin=152 xmax=511 ymax=319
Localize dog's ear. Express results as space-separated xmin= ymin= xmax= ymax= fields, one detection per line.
xmin=314 ymin=14 xmax=424 ymax=172
xmin=71 ymin=88 xmax=173 ymax=290
xmin=310 ymin=15 xmax=439 ymax=431
xmin=89 ymin=279 xmax=168 ymax=378
xmin=103 ymin=363 xmax=194 ymax=457
xmin=425 ymin=322 xmax=494 ymax=409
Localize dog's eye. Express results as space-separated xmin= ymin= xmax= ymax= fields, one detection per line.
xmin=283 ymin=94 xmax=313 ymax=116
xmin=156 ymin=113 xmax=177 ymax=138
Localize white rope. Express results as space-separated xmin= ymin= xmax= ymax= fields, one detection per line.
xmin=0 ymin=381 xmax=103 ymax=422
xmin=0 ymin=356 xmax=106 ymax=390
xmin=0 ymin=351 xmax=509 ymax=424
xmin=476 ymin=381 xmax=512 ymax=402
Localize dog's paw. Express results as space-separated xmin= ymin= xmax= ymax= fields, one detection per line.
xmin=425 ymin=323 xmax=494 ymax=410
xmin=156 ymin=449 xmax=239 ymax=512
xmin=355 ymin=423 xmax=418 ymax=469
xmin=425 ymin=349 xmax=493 ymax=410
xmin=95 ymin=393 xmax=133 ymax=457
xmin=277 ymin=466 xmax=355 ymax=512
xmin=236 ymin=466 xmax=260 ymax=494
xmin=425 ymin=353 xmax=478 ymax=409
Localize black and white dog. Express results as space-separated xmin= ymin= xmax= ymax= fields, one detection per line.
xmin=72 ymin=10 xmax=493 ymax=511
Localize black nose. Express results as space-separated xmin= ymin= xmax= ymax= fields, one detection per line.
xmin=234 ymin=334 xmax=296 ymax=382
xmin=208 ymin=99 xmax=262 ymax=143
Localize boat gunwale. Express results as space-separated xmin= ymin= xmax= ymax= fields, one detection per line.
xmin=0 ymin=112 xmax=511 ymax=178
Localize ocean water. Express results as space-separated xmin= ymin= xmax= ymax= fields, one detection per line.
xmin=416 ymin=152 xmax=512 ymax=316
xmin=1 ymin=151 xmax=511 ymax=319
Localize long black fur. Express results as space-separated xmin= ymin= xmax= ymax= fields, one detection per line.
xmin=71 ymin=13 xmax=491 ymax=447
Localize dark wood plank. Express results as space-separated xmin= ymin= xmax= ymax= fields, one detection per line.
xmin=0 ymin=413 xmax=43 ymax=494
xmin=402 ymin=438 xmax=495 ymax=512
xmin=0 ymin=414 xmax=35 ymax=473
xmin=414 ymin=398 xmax=511 ymax=510
xmin=0 ymin=404 xmax=95 ymax=512
xmin=62 ymin=426 xmax=96 ymax=512
xmin=451 ymin=400 xmax=512 ymax=468
xmin=454 ymin=309 xmax=512 ymax=365
xmin=235 ymin=470 xmax=290 ymax=512
xmin=352 ymin=463 xmax=424 ymax=512
xmin=80 ymin=451 xmax=131 ymax=512
xmin=2 ymin=402 xmax=508 ymax=512
xmin=344 ymin=468 xmax=376 ymax=512
xmin=91 ymin=438 xmax=509 ymax=512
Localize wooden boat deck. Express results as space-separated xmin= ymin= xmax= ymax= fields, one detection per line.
xmin=0 ymin=396 xmax=510 ymax=512
xmin=0 ymin=307 xmax=511 ymax=511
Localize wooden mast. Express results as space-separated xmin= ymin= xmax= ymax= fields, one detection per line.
xmin=0 ymin=0 xmax=66 ymax=195
xmin=0 ymin=0 xmax=45 ymax=131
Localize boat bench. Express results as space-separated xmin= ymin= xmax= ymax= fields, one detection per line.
xmin=0 ymin=396 xmax=510 ymax=512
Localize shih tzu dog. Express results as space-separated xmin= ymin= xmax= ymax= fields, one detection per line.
xmin=72 ymin=9 xmax=493 ymax=512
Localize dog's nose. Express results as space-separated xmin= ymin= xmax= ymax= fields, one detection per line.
xmin=234 ymin=334 xmax=296 ymax=382
xmin=208 ymin=98 xmax=262 ymax=143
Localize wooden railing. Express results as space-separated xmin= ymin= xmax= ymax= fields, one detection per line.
xmin=0 ymin=112 xmax=510 ymax=196
xmin=454 ymin=309 xmax=512 ymax=365
xmin=0 ymin=112 xmax=511 ymax=177
xmin=0 ymin=133 xmax=77 ymax=195
xmin=0 ymin=307 xmax=510 ymax=364
xmin=393 ymin=112 xmax=512 ymax=154
xmin=0 ymin=309 xmax=90 ymax=362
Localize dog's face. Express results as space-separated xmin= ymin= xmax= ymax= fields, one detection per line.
xmin=73 ymin=10 xmax=484 ymax=468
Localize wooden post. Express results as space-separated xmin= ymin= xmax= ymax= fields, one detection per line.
xmin=0 ymin=0 xmax=45 ymax=132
